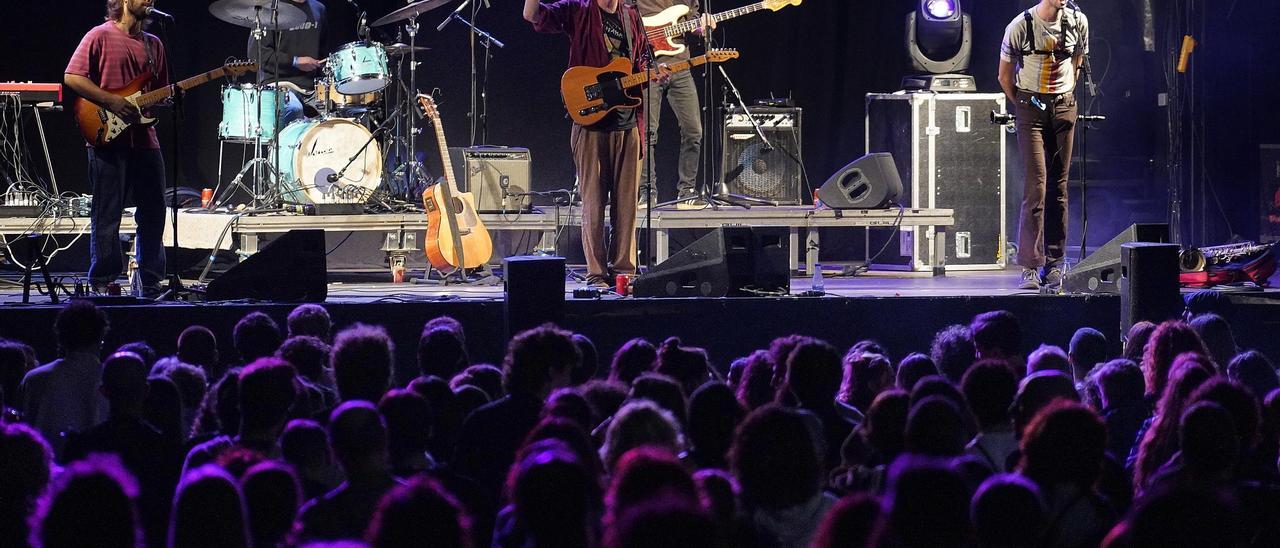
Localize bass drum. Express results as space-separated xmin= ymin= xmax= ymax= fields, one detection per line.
xmin=275 ymin=118 xmax=383 ymax=205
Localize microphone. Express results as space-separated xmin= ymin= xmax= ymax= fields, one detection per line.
xmin=327 ymin=172 xmax=341 ymax=183
xmin=147 ymin=7 xmax=175 ymax=21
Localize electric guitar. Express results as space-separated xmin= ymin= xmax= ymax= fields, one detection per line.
xmin=74 ymin=60 xmax=257 ymax=147
xmin=561 ymin=49 xmax=739 ymax=126
xmin=643 ymin=0 xmax=803 ymax=58
xmin=416 ymin=94 xmax=494 ymax=271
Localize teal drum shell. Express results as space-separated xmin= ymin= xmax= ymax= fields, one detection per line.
xmin=327 ymin=41 xmax=390 ymax=95
xmin=218 ymin=85 xmax=280 ymax=142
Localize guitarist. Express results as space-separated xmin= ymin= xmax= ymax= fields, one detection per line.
xmin=636 ymin=0 xmax=714 ymax=207
xmin=64 ymin=0 xmax=169 ymax=295
xmin=524 ymin=0 xmax=661 ymax=288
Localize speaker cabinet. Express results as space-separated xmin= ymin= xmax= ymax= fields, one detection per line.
xmin=1120 ymin=242 xmax=1183 ymax=334
xmin=721 ymin=108 xmax=803 ymax=205
xmin=206 ymin=229 xmax=327 ymax=302
xmin=1063 ymin=223 xmax=1170 ymax=294
xmin=448 ymin=146 xmax=532 ymax=213
xmin=817 ymin=153 xmax=903 ymax=209
xmin=633 ymin=227 xmax=789 ymax=298
xmin=504 ymin=255 xmax=565 ymax=337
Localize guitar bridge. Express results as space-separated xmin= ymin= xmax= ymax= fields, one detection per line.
xmin=579 ymin=105 xmax=605 ymax=116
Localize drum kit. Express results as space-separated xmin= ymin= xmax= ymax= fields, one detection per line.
xmin=208 ymin=0 xmax=458 ymax=211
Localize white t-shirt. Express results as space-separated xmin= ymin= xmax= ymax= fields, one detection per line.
xmin=1000 ymin=7 xmax=1090 ymax=94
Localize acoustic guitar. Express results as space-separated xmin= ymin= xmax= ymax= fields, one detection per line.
xmin=74 ymin=60 xmax=257 ymax=147
xmin=561 ymin=49 xmax=738 ymax=127
xmin=416 ymin=94 xmax=494 ymax=272
xmin=643 ymin=0 xmax=803 ymax=58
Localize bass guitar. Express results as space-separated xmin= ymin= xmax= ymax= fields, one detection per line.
xmin=416 ymin=94 xmax=494 ymax=272
xmin=643 ymin=0 xmax=802 ymax=58
xmin=561 ymin=49 xmax=739 ymax=127
xmin=74 ymin=60 xmax=257 ymax=147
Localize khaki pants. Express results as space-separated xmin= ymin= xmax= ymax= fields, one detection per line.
xmin=1015 ymin=89 xmax=1078 ymax=269
xmin=572 ymin=124 xmax=641 ymax=279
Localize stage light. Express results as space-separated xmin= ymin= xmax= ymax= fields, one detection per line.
xmin=904 ymin=0 xmax=973 ymax=91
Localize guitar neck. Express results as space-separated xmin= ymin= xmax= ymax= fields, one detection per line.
xmin=428 ymin=116 xmax=459 ymax=195
xmin=669 ymin=1 xmax=766 ymax=36
xmin=135 ymin=66 xmax=233 ymax=108
xmin=620 ymin=54 xmax=716 ymax=89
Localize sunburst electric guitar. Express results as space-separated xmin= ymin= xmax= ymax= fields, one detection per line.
xmin=561 ymin=49 xmax=739 ymax=126
xmin=416 ymin=94 xmax=494 ymax=272
xmin=74 ymin=60 xmax=257 ymax=146
xmin=643 ymin=0 xmax=803 ymax=57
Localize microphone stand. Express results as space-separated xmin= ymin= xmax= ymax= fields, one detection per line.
xmin=329 ymin=104 xmax=404 ymax=185
xmin=711 ymin=66 xmax=775 ymax=207
xmin=438 ymin=0 xmax=505 ymax=146
xmin=157 ymin=14 xmax=186 ymax=301
xmin=1076 ymin=28 xmax=1106 ymax=263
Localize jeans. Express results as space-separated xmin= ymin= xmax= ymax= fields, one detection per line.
xmin=88 ymin=146 xmax=167 ymax=286
xmin=641 ymin=70 xmax=703 ymax=196
xmin=1015 ymin=90 xmax=1078 ymax=269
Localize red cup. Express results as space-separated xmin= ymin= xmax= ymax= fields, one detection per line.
xmin=201 ymin=188 xmax=213 ymax=208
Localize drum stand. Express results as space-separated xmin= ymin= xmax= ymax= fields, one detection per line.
xmin=213 ymin=4 xmax=286 ymax=210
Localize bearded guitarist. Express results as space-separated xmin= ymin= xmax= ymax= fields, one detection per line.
xmin=65 ymin=0 xmax=169 ymax=295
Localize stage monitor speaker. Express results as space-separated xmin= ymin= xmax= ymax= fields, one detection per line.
xmin=1120 ymin=242 xmax=1183 ymax=334
xmin=722 ymin=108 xmax=803 ymax=205
xmin=1063 ymin=223 xmax=1170 ymax=294
xmin=448 ymin=146 xmax=532 ymax=213
xmin=504 ymin=255 xmax=566 ymax=337
xmin=816 ymin=153 xmax=903 ymax=209
xmin=633 ymin=227 xmax=789 ymax=298
xmin=206 ymin=229 xmax=327 ymax=302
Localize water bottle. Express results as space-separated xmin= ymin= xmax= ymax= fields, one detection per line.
xmin=129 ymin=259 xmax=143 ymax=297
xmin=811 ymin=263 xmax=825 ymax=293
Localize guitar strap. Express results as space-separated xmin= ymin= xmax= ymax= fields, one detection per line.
xmin=142 ymin=33 xmax=157 ymax=86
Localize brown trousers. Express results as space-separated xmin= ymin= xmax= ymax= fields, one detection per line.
xmin=1015 ymin=89 xmax=1078 ymax=269
xmin=572 ymin=124 xmax=641 ymax=278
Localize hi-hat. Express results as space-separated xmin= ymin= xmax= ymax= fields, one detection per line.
xmin=383 ymin=43 xmax=432 ymax=56
xmin=372 ymin=0 xmax=457 ymax=27
xmin=209 ymin=0 xmax=308 ymax=30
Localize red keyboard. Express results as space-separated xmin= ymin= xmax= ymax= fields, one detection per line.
xmin=0 ymin=82 xmax=62 ymax=103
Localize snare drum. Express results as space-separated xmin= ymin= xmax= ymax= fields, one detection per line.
xmin=218 ymin=85 xmax=280 ymax=142
xmin=315 ymin=79 xmax=380 ymax=111
xmin=327 ymin=41 xmax=390 ymax=95
xmin=275 ymin=118 xmax=383 ymax=205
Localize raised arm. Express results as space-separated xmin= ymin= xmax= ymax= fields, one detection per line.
xmin=523 ymin=0 xmax=542 ymax=23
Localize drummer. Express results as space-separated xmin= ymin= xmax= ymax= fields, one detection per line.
xmin=248 ymin=0 xmax=327 ymax=127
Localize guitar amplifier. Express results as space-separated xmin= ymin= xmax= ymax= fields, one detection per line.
xmin=721 ymin=107 xmax=803 ymax=205
xmin=448 ymin=146 xmax=532 ymax=213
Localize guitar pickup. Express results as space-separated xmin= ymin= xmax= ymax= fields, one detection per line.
xmin=584 ymin=84 xmax=602 ymax=101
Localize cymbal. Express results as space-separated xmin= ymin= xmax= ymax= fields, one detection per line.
xmin=209 ymin=0 xmax=308 ymax=30
xmin=383 ymin=43 xmax=432 ymax=56
xmin=372 ymin=0 xmax=457 ymax=27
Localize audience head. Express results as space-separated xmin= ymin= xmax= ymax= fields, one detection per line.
xmin=1011 ymin=371 xmax=1079 ymax=436
xmin=378 ymin=388 xmax=434 ymax=463
xmin=1178 ymin=401 xmax=1239 ymax=476
xmin=1189 ymin=378 xmax=1261 ymax=455
xmin=1134 ymin=354 xmax=1215 ymax=488
xmin=571 ymin=333 xmax=600 ymax=385
xmin=1142 ymin=320 xmax=1208 ymax=398
xmin=367 ymin=475 xmax=474 ymax=548
xmin=116 ymin=341 xmax=157 ymax=369
xmin=450 ymin=363 xmax=504 ymax=401
xmin=55 ymin=299 xmax=108 ymax=352
xmin=170 ymin=465 xmax=250 ymax=548
xmin=687 ymin=382 xmax=744 ymax=469
xmin=1091 ymin=359 xmax=1146 ymax=410
xmin=731 ymin=404 xmax=822 ymax=510
xmin=332 ymin=323 xmax=395 ymax=403
xmin=0 ymin=422 xmax=52 ymax=542
xmin=1068 ymin=328 xmax=1109 ymax=380
xmin=453 ymin=385 xmax=488 ymax=417
xmin=424 ymin=315 xmax=466 ymax=342
xmin=604 ymin=493 xmax=717 ymax=548
xmin=286 ymin=303 xmax=331 ymax=340
xmin=1115 ymin=485 xmax=1242 ymax=546
xmin=606 ymin=446 xmax=698 ymax=526
xmin=932 ymin=324 xmax=977 ymax=384
xmin=0 ymin=339 xmax=35 ymax=409
xmin=782 ymin=339 xmax=842 ymax=408
xmin=962 ymin=360 xmax=1018 ymax=432
xmin=603 ymin=400 xmax=683 ymax=471
xmin=768 ymin=335 xmax=816 ymax=387
xmin=970 ymin=310 xmax=1022 ymax=361
xmin=503 ymin=324 xmax=579 ymax=398
xmin=417 ymin=325 xmax=469 ymax=380
xmin=1019 ymin=401 xmax=1107 ymax=490
xmin=610 ymin=338 xmax=657 ymax=385
xmin=882 ymin=455 xmax=971 ymax=547
xmin=522 ymin=416 xmax=605 ymax=478
xmin=99 ymin=351 xmax=149 ymax=411
xmin=509 ymin=440 xmax=602 ymax=547
xmin=232 ymin=311 xmax=282 ymax=363
xmin=176 ymin=325 xmax=219 ymax=372
xmin=1227 ymin=350 xmax=1279 ymax=401
xmin=693 ymin=468 xmax=739 ymax=526
xmin=655 ymin=337 xmax=712 ymax=396
xmin=328 ymin=401 xmax=389 ymax=473
xmin=33 ymin=455 xmax=140 ymax=548
xmin=812 ymin=492 xmax=882 ymax=548
xmin=143 ymin=375 xmax=183 ymax=441
xmin=839 ymin=350 xmax=893 ymax=412
xmin=896 ymin=352 xmax=939 ymax=391
xmin=280 ymin=419 xmax=332 ymax=470
xmin=855 ymin=389 xmax=910 ymax=462
xmin=544 ymin=388 xmax=596 ymax=434
xmin=241 ymin=461 xmax=300 ymax=547
xmin=1027 ymin=344 xmax=1071 ymax=377
xmin=151 ymin=358 xmax=207 ymax=416
xmin=192 ymin=367 xmax=241 ymax=437
xmin=736 ymin=350 xmax=777 ymax=411
xmin=1190 ymin=313 xmax=1237 ymax=370
xmin=629 ymin=373 xmax=688 ymax=425
xmin=905 ymin=396 xmax=967 ymax=457
xmin=236 ymin=357 xmax=297 ymax=433
xmin=1122 ymin=321 xmax=1157 ymax=364
xmin=277 ymin=335 xmax=331 ymax=384
xmin=971 ymin=474 xmax=1046 ymax=548
xmin=581 ymin=379 xmax=629 ymax=425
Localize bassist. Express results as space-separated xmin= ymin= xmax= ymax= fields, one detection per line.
xmin=64 ymin=0 xmax=168 ymax=295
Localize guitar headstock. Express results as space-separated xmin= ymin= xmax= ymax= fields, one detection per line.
xmin=416 ymin=94 xmax=441 ymax=122
xmin=764 ymin=0 xmax=802 ymax=10
xmin=222 ymin=60 xmax=259 ymax=77
xmin=705 ymin=49 xmax=741 ymax=63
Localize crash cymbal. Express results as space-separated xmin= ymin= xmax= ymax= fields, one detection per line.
xmin=371 ymin=0 xmax=457 ymax=27
xmin=209 ymin=0 xmax=308 ymax=30
xmin=383 ymin=43 xmax=432 ymax=56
